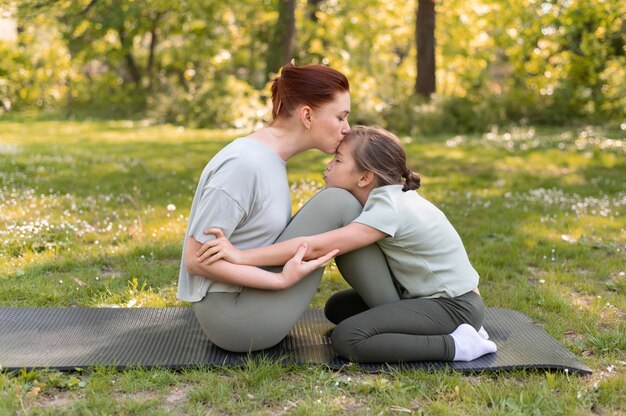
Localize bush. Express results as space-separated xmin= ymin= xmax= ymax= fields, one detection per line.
xmin=383 ymin=94 xmax=497 ymax=136
xmin=148 ymin=73 xmax=269 ymax=131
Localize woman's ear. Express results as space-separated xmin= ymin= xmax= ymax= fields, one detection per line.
xmin=357 ymin=171 xmax=376 ymax=188
xmin=299 ymin=106 xmax=312 ymax=130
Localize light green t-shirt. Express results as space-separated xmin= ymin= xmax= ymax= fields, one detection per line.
xmin=354 ymin=185 xmax=479 ymax=299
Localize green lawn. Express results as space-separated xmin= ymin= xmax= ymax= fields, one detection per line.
xmin=0 ymin=119 xmax=624 ymax=414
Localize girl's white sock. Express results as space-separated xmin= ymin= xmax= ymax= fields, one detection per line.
xmin=450 ymin=324 xmax=497 ymax=361
xmin=478 ymin=326 xmax=490 ymax=340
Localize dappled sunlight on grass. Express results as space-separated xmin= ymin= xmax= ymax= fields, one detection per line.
xmin=496 ymin=150 xmax=596 ymax=175
xmin=289 ymin=178 xmax=324 ymax=211
xmin=95 ymin=277 xmax=180 ymax=308
xmin=1 ymin=119 xmax=625 ymax=414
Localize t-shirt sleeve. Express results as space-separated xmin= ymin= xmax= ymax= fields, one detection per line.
xmin=353 ymin=190 xmax=400 ymax=237
xmin=188 ymin=186 xmax=246 ymax=244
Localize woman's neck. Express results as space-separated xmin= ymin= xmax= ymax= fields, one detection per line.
xmin=249 ymin=121 xmax=311 ymax=161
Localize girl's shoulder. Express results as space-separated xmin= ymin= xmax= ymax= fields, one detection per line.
xmin=371 ymin=184 xmax=404 ymax=197
xmin=364 ymin=185 xmax=404 ymax=213
xmin=370 ymin=184 xmax=417 ymax=204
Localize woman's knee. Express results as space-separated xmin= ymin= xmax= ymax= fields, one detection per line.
xmin=279 ymin=188 xmax=362 ymax=242
xmin=304 ymin=188 xmax=362 ymax=225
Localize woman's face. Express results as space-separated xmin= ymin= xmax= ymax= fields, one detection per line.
xmin=310 ymin=91 xmax=351 ymax=154
xmin=323 ymin=139 xmax=363 ymax=192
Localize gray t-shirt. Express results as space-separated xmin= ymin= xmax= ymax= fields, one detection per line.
xmin=177 ymin=138 xmax=291 ymax=302
xmin=354 ymin=185 xmax=479 ymax=299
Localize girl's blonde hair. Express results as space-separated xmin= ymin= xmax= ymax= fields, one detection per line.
xmin=343 ymin=126 xmax=421 ymax=192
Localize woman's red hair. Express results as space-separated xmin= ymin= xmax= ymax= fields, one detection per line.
xmin=270 ymin=62 xmax=349 ymax=120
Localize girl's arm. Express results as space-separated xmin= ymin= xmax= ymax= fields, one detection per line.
xmin=197 ymin=222 xmax=387 ymax=266
xmin=185 ymin=237 xmax=338 ymax=290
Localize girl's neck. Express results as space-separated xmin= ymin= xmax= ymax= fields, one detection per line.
xmin=352 ymin=186 xmax=374 ymax=207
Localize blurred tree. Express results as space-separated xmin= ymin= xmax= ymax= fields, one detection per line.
xmin=59 ymin=0 xmax=173 ymax=89
xmin=266 ymin=0 xmax=297 ymax=78
xmin=1 ymin=0 xmax=622 ymax=129
xmin=0 ymin=4 xmax=70 ymax=112
xmin=415 ymin=0 xmax=435 ymax=98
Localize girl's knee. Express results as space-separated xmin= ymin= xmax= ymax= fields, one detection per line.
xmin=330 ymin=320 xmax=363 ymax=360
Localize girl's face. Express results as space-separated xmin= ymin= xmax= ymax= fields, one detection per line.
xmin=310 ymin=91 xmax=351 ymax=154
xmin=323 ymin=140 xmax=363 ymax=193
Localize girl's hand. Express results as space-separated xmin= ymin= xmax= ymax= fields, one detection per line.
xmin=197 ymin=228 xmax=242 ymax=264
xmin=279 ymin=243 xmax=339 ymax=287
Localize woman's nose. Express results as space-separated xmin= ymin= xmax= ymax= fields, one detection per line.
xmin=342 ymin=122 xmax=350 ymax=134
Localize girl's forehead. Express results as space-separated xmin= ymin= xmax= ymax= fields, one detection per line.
xmin=336 ymin=139 xmax=354 ymax=155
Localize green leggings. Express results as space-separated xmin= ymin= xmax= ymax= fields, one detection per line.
xmin=325 ymin=289 xmax=485 ymax=362
xmin=192 ymin=187 xmax=484 ymax=360
xmin=192 ymin=188 xmax=399 ymax=352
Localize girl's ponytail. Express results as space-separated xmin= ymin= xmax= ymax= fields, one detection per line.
xmin=402 ymin=168 xmax=421 ymax=191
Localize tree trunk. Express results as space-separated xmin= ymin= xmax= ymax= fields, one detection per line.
xmin=307 ymin=0 xmax=323 ymax=22
xmin=146 ymin=12 xmax=163 ymax=90
xmin=65 ymin=74 xmax=73 ymax=117
xmin=415 ymin=0 xmax=436 ymax=98
xmin=124 ymin=53 xmax=142 ymax=86
xmin=266 ymin=0 xmax=296 ymax=76
xmin=117 ymin=28 xmax=142 ymax=86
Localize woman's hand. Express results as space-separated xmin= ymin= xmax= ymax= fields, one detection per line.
xmin=279 ymin=243 xmax=339 ymax=288
xmin=196 ymin=228 xmax=242 ymax=265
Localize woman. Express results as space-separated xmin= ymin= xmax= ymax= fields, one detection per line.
xmin=197 ymin=126 xmax=497 ymax=363
xmin=179 ymin=63 xmax=399 ymax=352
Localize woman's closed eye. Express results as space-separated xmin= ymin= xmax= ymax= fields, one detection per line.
xmin=337 ymin=111 xmax=349 ymax=122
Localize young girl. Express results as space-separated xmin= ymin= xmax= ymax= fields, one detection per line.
xmin=197 ymin=126 xmax=497 ymax=362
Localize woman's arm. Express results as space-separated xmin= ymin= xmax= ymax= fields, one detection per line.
xmin=185 ymin=237 xmax=338 ymax=290
xmin=198 ymin=222 xmax=387 ymax=266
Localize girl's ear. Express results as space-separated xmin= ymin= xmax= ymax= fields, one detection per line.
xmin=357 ymin=171 xmax=376 ymax=188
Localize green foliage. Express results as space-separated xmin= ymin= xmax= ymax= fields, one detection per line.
xmin=1 ymin=0 xmax=624 ymax=130
xmin=0 ymin=13 xmax=71 ymax=113
xmin=149 ymin=73 xmax=269 ymax=129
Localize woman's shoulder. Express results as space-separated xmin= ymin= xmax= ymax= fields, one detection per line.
xmin=211 ymin=138 xmax=278 ymax=167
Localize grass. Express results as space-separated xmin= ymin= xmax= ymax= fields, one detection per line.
xmin=0 ymin=118 xmax=624 ymax=414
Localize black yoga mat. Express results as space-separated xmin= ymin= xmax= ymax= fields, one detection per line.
xmin=0 ymin=307 xmax=591 ymax=374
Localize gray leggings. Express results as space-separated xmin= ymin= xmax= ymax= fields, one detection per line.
xmin=325 ymin=289 xmax=485 ymax=362
xmin=192 ymin=188 xmax=399 ymax=352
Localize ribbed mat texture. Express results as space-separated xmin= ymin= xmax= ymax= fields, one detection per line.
xmin=0 ymin=307 xmax=591 ymax=374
